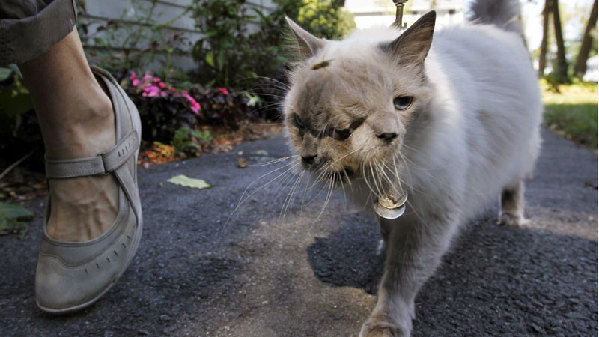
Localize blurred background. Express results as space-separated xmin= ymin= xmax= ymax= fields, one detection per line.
xmin=0 ymin=0 xmax=597 ymax=233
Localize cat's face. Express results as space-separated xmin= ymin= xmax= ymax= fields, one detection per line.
xmin=284 ymin=13 xmax=436 ymax=188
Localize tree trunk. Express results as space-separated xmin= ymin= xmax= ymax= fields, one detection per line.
xmin=538 ymin=0 xmax=551 ymax=77
xmin=552 ymin=0 xmax=569 ymax=83
xmin=574 ymin=0 xmax=598 ymax=79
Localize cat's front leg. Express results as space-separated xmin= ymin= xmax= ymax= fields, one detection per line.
xmin=360 ymin=214 xmax=459 ymax=337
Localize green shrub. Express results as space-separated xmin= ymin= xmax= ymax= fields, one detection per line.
xmin=190 ymin=0 xmax=355 ymax=90
xmin=191 ymin=0 xmax=288 ymax=89
xmin=297 ymin=0 xmax=356 ymax=40
xmin=172 ymin=126 xmax=213 ymax=156
xmin=0 ymin=68 xmax=42 ymax=165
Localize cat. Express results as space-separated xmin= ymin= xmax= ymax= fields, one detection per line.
xmin=282 ymin=0 xmax=542 ymax=336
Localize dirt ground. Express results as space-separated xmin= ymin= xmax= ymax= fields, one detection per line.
xmin=0 ymin=128 xmax=596 ymax=337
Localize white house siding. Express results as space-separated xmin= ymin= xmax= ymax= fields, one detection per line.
xmin=78 ymin=0 xmax=275 ymax=72
xmin=345 ymin=0 xmax=464 ymax=30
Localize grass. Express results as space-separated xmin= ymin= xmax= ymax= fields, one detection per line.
xmin=541 ymin=80 xmax=598 ymax=150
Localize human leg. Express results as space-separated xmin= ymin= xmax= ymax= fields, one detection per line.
xmin=20 ymin=28 xmax=119 ymax=241
xmin=1 ymin=0 xmax=143 ymax=312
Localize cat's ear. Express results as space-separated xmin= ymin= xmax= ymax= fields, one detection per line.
xmin=285 ymin=17 xmax=324 ymax=59
xmin=381 ymin=11 xmax=436 ymax=67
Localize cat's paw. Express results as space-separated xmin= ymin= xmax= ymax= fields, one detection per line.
xmin=359 ymin=318 xmax=409 ymax=337
xmin=498 ymin=212 xmax=530 ymax=227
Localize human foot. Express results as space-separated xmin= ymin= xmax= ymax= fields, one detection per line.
xmin=35 ymin=67 xmax=143 ymax=313
xmin=20 ymin=28 xmax=118 ymax=241
xmin=43 ymin=93 xmax=118 ymax=241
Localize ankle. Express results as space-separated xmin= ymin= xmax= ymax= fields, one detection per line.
xmin=43 ymin=85 xmax=115 ymax=159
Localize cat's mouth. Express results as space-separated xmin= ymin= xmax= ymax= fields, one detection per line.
xmin=330 ymin=166 xmax=355 ymax=183
xmin=323 ymin=163 xmax=408 ymax=219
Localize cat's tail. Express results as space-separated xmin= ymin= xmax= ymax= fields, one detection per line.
xmin=468 ymin=0 xmax=523 ymax=35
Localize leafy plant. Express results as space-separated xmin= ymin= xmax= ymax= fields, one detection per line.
xmin=173 ymin=126 xmax=200 ymax=154
xmin=191 ymin=0 xmax=302 ymax=90
xmin=172 ymin=126 xmax=213 ymax=155
xmin=0 ymin=68 xmax=33 ymax=136
xmin=192 ymin=0 xmax=261 ymax=88
xmin=193 ymin=129 xmax=213 ymax=144
xmin=126 ymin=71 xmax=205 ymax=143
xmin=297 ymin=0 xmax=356 ymax=40
xmin=0 ymin=68 xmax=42 ymax=167
xmin=188 ymin=87 xmax=251 ymax=128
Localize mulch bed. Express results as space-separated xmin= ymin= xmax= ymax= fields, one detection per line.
xmin=0 ymin=122 xmax=283 ymax=203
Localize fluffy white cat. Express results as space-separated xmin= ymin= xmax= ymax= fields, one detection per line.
xmin=283 ymin=1 xmax=542 ymax=336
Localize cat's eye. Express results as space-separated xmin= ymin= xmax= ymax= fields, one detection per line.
xmin=293 ymin=114 xmax=306 ymax=129
xmin=333 ymin=128 xmax=351 ymax=140
xmin=393 ymin=96 xmax=413 ymax=110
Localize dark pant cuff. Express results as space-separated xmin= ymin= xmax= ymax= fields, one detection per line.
xmin=0 ymin=0 xmax=77 ymax=65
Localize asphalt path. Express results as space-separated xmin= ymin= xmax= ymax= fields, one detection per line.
xmin=0 ymin=128 xmax=596 ymax=337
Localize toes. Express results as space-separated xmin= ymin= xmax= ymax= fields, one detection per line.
xmin=498 ymin=213 xmax=530 ymax=227
xmin=362 ymin=327 xmax=394 ymax=337
xmin=360 ymin=321 xmax=408 ymax=337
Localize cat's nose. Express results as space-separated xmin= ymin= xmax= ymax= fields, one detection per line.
xmin=377 ymin=133 xmax=398 ymax=143
xmin=302 ymin=155 xmax=317 ymax=165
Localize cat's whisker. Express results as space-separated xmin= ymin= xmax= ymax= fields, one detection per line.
xmin=314 ymin=175 xmax=335 ymax=224
xmin=394 ymin=153 xmax=412 ymax=188
xmin=280 ymin=169 xmax=305 ymax=218
xmin=371 ymin=161 xmax=385 ymax=197
xmin=342 ymin=167 xmax=354 ymax=192
xmin=391 ymin=156 xmax=404 ymax=187
xmin=376 ymin=161 xmax=391 ymax=195
xmin=237 ymin=161 xmax=296 ymax=205
xmin=253 ymin=75 xmax=290 ymax=89
xmin=231 ymin=161 xmax=300 ymax=218
xmin=309 ymin=166 xmax=329 ymax=190
xmin=251 ymin=84 xmax=289 ymax=94
xmin=368 ymin=164 xmax=381 ymax=197
xmin=378 ymin=161 xmax=395 ymax=188
xmin=361 ymin=163 xmax=378 ymax=197
xmin=271 ymin=170 xmax=301 ymax=219
xmin=222 ymin=162 xmax=301 ymax=233
xmin=251 ymin=155 xmax=299 ymax=167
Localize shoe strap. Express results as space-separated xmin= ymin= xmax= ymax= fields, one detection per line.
xmin=45 ymin=131 xmax=139 ymax=179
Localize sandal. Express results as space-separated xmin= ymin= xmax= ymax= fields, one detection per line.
xmin=35 ymin=67 xmax=143 ymax=313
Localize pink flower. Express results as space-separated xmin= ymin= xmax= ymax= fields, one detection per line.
xmin=190 ymin=101 xmax=201 ymax=114
xmin=142 ymin=74 xmax=153 ymax=85
xmin=153 ymin=77 xmax=161 ymax=83
xmin=130 ymin=71 xmax=138 ymax=81
xmin=158 ymin=82 xmax=166 ymax=89
xmin=143 ymin=84 xmax=160 ymax=97
xmin=180 ymin=91 xmax=201 ymax=114
xmin=169 ymin=87 xmax=176 ymax=92
xmin=132 ymin=78 xmax=140 ymax=86
xmin=218 ymin=88 xmax=229 ymax=95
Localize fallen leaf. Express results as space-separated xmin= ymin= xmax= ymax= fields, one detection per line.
xmin=167 ymin=174 xmax=211 ymax=189
xmin=237 ymin=158 xmax=248 ymax=168
xmin=0 ymin=202 xmax=34 ymax=236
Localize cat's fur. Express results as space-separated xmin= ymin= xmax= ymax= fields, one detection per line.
xmin=283 ymin=0 xmax=542 ymax=336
